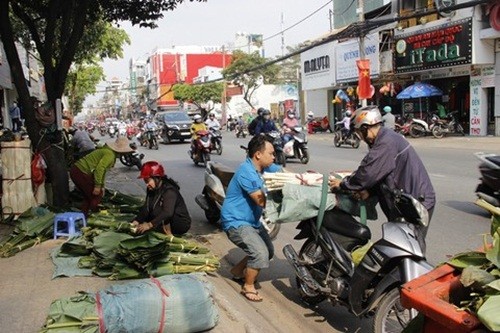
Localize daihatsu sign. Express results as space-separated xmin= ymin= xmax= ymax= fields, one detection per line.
xmin=300 ymin=41 xmax=335 ymax=91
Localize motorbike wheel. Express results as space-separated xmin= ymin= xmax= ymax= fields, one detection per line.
xmin=276 ymin=151 xmax=286 ymax=167
xmin=296 ymin=239 xmax=327 ymax=305
xmin=409 ymin=123 xmax=426 ymax=138
xmin=456 ymin=123 xmax=465 ymax=136
xmin=351 ymin=136 xmax=360 ymax=149
xmin=299 ymin=148 xmax=309 ymax=164
xmin=264 ymin=219 xmax=280 ymax=240
xmin=154 ymin=140 xmax=159 ymax=150
xmin=204 ymin=196 xmax=221 ymax=224
xmin=203 ymin=152 xmax=210 ymax=168
xmin=215 ymin=142 xmax=223 ymax=155
xmin=119 ymin=154 xmax=134 ymax=167
xmin=373 ymin=288 xmax=415 ymax=333
xmin=432 ymin=125 xmax=445 ymax=139
xmin=333 ymin=132 xmax=341 ymax=147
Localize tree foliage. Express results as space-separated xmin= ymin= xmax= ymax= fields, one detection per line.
xmin=221 ymin=50 xmax=280 ymax=109
xmin=0 ymin=0 xmax=205 ymax=207
xmin=173 ymin=82 xmax=223 ymax=118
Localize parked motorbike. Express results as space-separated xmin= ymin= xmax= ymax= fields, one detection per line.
xmin=235 ymin=124 xmax=249 ymax=138
xmin=145 ymin=129 xmax=159 ymax=150
xmin=333 ymin=123 xmax=360 ymax=149
xmin=265 ymin=131 xmax=286 ymax=166
xmin=283 ymin=187 xmax=432 ymax=333
xmin=282 ymin=126 xmax=309 ymax=164
xmin=408 ymin=112 xmax=439 ymax=138
xmin=475 ymin=152 xmax=500 ymax=215
xmin=431 ymin=111 xmax=465 ymax=139
xmin=194 ymin=160 xmax=280 ymax=239
xmin=309 ymin=116 xmax=333 ymax=133
xmin=394 ymin=116 xmax=412 ymax=136
xmin=189 ymin=130 xmax=212 ymax=167
xmin=209 ymin=127 xmax=223 ymax=155
xmin=119 ymin=142 xmax=145 ymax=170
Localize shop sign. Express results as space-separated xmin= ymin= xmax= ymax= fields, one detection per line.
xmin=481 ymin=65 xmax=495 ymax=88
xmin=335 ymin=33 xmax=379 ymax=82
xmin=300 ymin=41 xmax=335 ymax=91
xmin=469 ymin=74 xmax=486 ymax=136
xmin=395 ymin=18 xmax=472 ymax=74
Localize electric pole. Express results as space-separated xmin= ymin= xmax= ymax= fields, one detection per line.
xmin=281 ymin=12 xmax=285 ymax=57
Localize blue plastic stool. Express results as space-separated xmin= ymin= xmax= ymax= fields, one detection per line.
xmin=53 ymin=212 xmax=87 ymax=239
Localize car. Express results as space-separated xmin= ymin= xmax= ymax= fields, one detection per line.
xmin=153 ymin=110 xmax=192 ymax=143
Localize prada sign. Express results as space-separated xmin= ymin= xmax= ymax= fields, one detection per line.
xmin=394 ymin=18 xmax=472 ymax=74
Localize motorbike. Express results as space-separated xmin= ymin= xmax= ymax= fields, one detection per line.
xmin=209 ymin=127 xmax=223 ymax=155
xmin=408 ymin=112 xmax=439 ymax=138
xmin=474 ymin=152 xmax=500 ymax=215
xmin=189 ymin=130 xmax=212 ymax=167
xmin=119 ymin=142 xmax=145 ymax=170
xmin=126 ymin=125 xmax=138 ymax=140
xmin=265 ymin=131 xmax=286 ymax=166
xmin=394 ymin=116 xmax=412 ymax=136
xmin=282 ymin=126 xmax=309 ymax=164
xmin=309 ymin=116 xmax=333 ymax=133
xmin=86 ymin=122 xmax=95 ymax=134
xmin=235 ymin=124 xmax=249 ymax=138
xmin=194 ymin=160 xmax=281 ymax=240
xmin=333 ymin=123 xmax=360 ymax=149
xmin=98 ymin=124 xmax=107 ymax=137
xmin=431 ymin=111 xmax=465 ymax=139
xmin=108 ymin=125 xmax=116 ymax=138
xmin=283 ymin=187 xmax=432 ymax=333
xmin=145 ymin=129 xmax=159 ymax=150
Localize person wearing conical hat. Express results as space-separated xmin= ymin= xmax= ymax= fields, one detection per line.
xmin=70 ymin=136 xmax=134 ymax=216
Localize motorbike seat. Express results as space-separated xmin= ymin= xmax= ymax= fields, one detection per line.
xmin=210 ymin=162 xmax=235 ymax=188
xmin=322 ymin=208 xmax=371 ymax=242
xmin=486 ymin=155 xmax=500 ymax=167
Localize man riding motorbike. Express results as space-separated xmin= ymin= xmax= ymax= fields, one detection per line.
xmin=248 ymin=107 xmax=265 ymax=135
xmin=254 ymin=109 xmax=278 ymax=135
xmin=205 ymin=112 xmax=220 ymax=130
xmin=335 ymin=109 xmax=352 ymax=140
xmin=329 ymin=106 xmax=435 ymax=252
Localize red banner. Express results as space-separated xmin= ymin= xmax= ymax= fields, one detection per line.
xmin=356 ymin=59 xmax=371 ymax=99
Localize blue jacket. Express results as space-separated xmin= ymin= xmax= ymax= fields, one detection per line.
xmin=254 ymin=119 xmax=278 ymax=135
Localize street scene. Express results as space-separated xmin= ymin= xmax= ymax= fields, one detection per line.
xmin=0 ymin=0 xmax=500 ymax=333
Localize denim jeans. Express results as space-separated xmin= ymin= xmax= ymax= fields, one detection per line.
xmin=226 ymin=225 xmax=274 ymax=269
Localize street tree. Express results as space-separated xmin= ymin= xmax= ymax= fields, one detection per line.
xmin=0 ymin=0 xmax=205 ymax=207
xmin=221 ymin=50 xmax=280 ymax=110
xmin=66 ymin=23 xmax=131 ymax=115
xmin=173 ymin=82 xmax=224 ymax=119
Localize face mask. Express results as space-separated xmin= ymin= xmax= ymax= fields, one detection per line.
xmin=288 ymin=114 xmax=295 ymax=118
xmin=263 ymin=115 xmax=270 ymax=120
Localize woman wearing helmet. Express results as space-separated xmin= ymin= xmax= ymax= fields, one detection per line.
xmin=381 ymin=105 xmax=396 ymax=130
xmin=329 ymin=106 xmax=435 ymax=252
xmin=131 ymin=161 xmax=191 ymax=235
xmin=190 ymin=114 xmax=208 ymax=156
xmin=281 ymin=109 xmax=299 ymax=143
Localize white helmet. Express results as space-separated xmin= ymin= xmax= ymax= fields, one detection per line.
xmin=353 ymin=106 xmax=382 ymax=129
xmin=193 ymin=114 xmax=202 ymax=123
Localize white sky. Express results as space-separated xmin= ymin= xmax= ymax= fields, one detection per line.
xmin=101 ymin=0 xmax=333 ymax=81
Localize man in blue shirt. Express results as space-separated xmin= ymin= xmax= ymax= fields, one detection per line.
xmin=221 ymin=135 xmax=281 ymax=302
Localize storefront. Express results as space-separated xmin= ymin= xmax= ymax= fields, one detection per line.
xmin=393 ymin=17 xmax=496 ymax=135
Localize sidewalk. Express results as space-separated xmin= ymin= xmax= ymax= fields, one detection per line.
xmin=0 ymin=168 xmax=258 ymax=333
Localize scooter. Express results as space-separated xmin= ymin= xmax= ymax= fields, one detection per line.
xmin=265 ymin=131 xmax=286 ymax=166
xmin=474 ymin=152 xmax=500 ymax=216
xmin=119 ymin=142 xmax=145 ymax=170
xmin=194 ymin=160 xmax=281 ymax=240
xmin=189 ymin=130 xmax=212 ymax=167
xmin=235 ymin=124 xmax=249 ymax=138
xmin=283 ymin=187 xmax=432 ymax=333
xmin=431 ymin=111 xmax=465 ymax=139
xmin=145 ymin=129 xmax=159 ymax=150
xmin=209 ymin=126 xmax=223 ymax=155
xmin=282 ymin=126 xmax=309 ymax=164
xmin=108 ymin=125 xmax=116 ymax=138
xmin=408 ymin=112 xmax=439 ymax=138
xmin=309 ymin=116 xmax=333 ymax=133
xmin=98 ymin=124 xmax=107 ymax=137
xmin=333 ymin=123 xmax=360 ymax=149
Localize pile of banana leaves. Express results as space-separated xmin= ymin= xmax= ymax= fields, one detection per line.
xmin=54 ymin=210 xmax=219 ymax=280
xmin=0 ymin=190 xmax=143 ymax=258
xmin=446 ymin=214 xmax=500 ymax=332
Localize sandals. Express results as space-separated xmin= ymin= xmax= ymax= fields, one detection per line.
xmin=240 ymin=290 xmax=263 ymax=302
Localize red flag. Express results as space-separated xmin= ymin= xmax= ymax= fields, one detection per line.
xmin=357 ymin=59 xmax=371 ymax=99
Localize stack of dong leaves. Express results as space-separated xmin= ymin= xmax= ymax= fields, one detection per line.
xmin=61 ymin=210 xmax=219 ymax=280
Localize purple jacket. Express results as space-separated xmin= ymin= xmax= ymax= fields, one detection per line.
xmin=340 ymin=127 xmax=435 ymax=220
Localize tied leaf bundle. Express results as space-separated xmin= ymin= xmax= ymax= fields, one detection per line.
xmin=263 ymin=171 xmax=325 ymax=191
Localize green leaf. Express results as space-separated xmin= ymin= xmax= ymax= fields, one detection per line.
xmin=485 ymin=231 xmax=500 ymax=268
xmin=491 ymin=214 xmax=500 ymax=236
xmin=477 ymin=295 xmax=500 ymax=331
xmin=448 ymin=251 xmax=490 ymax=269
xmin=486 ymin=279 xmax=500 ymax=292
xmin=460 ymin=266 xmax=496 ymax=289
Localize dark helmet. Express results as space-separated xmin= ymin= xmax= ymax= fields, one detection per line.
xmin=257 ymin=107 xmax=266 ymax=116
xmin=261 ymin=109 xmax=271 ymax=116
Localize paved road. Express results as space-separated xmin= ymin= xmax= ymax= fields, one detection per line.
xmin=0 ymin=132 xmax=497 ymax=333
